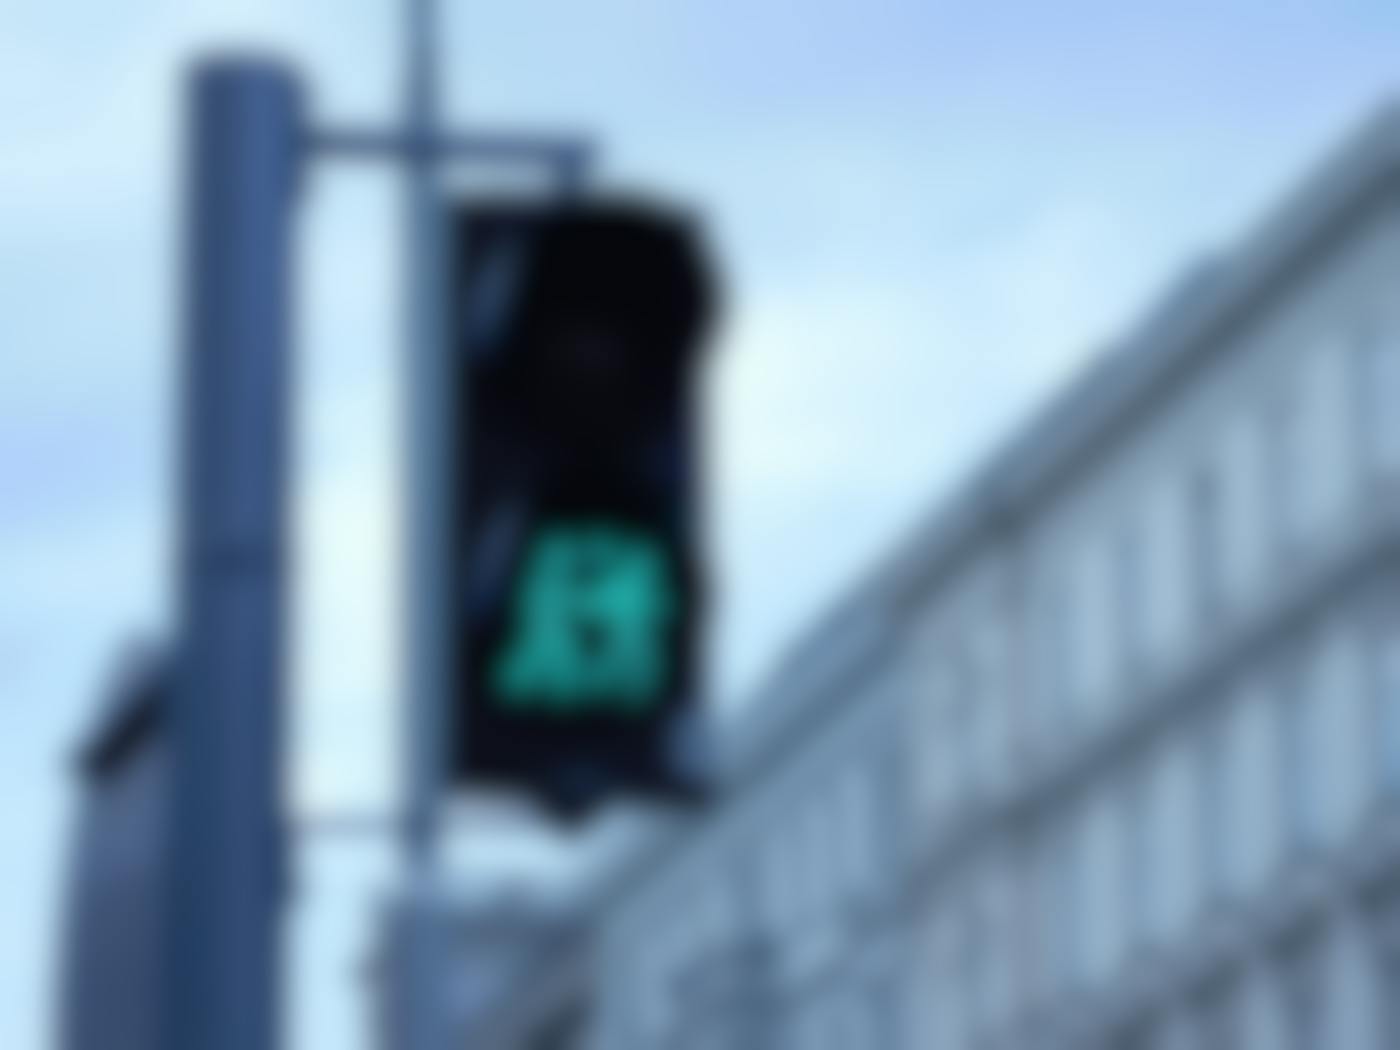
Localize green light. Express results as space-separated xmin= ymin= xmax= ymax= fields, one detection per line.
xmin=491 ymin=521 xmax=678 ymax=713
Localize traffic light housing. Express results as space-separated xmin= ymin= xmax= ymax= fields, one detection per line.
xmin=450 ymin=198 xmax=717 ymax=817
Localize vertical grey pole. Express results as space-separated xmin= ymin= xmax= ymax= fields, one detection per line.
xmin=401 ymin=0 xmax=450 ymax=1047
xmin=170 ymin=60 xmax=301 ymax=1050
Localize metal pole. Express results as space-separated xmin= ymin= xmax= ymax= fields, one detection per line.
xmin=170 ymin=59 xmax=301 ymax=1050
xmin=401 ymin=0 xmax=451 ymax=1046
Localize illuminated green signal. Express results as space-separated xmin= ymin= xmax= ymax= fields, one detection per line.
xmin=491 ymin=521 xmax=678 ymax=713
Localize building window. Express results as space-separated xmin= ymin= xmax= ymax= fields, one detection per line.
xmin=948 ymin=649 xmax=979 ymax=805
xmin=957 ymin=861 xmax=1012 ymax=1032
xmin=1121 ymin=758 xmax=1154 ymax=949
xmin=925 ymin=908 xmax=966 ymax=1050
xmin=1358 ymin=325 xmax=1400 ymax=481
xmin=1267 ymin=390 xmax=1303 ymax=563
xmin=833 ymin=991 xmax=874 ymax=1050
xmin=982 ymin=861 xmax=1014 ymax=1029
xmin=1310 ymin=627 xmax=1367 ymax=843
xmin=1188 ymin=456 xmax=1225 ymax=625
xmin=758 ymin=834 xmax=795 ymax=935
xmin=1144 ymin=475 xmax=1189 ymax=663
xmin=1219 ymin=414 xmax=1265 ymax=611
xmin=1225 ymin=681 xmax=1281 ymax=892
xmin=1294 ymin=338 xmax=1356 ymax=541
xmin=1280 ymin=933 xmax=1328 ymax=1050
xmin=1144 ymin=736 xmax=1199 ymax=942
xmin=1377 ymin=930 xmax=1400 ymax=1050
xmin=1195 ymin=977 xmax=1242 ymax=1050
xmin=836 ymin=762 xmax=876 ymax=896
xmin=1032 ymin=824 xmax=1064 ymax=1004
xmin=1114 ymin=515 xmax=1145 ymax=680
xmin=688 ymin=882 xmax=735 ymax=959
xmin=915 ymin=658 xmax=958 ymax=824
xmin=1279 ymin=642 xmax=1347 ymax=851
xmin=1376 ymin=622 xmax=1400 ymax=796
xmin=910 ymin=920 xmax=940 ymax=1050
xmin=1076 ymin=542 xmax=1117 ymax=720
xmin=962 ymin=898 xmax=990 ymax=1041
xmin=1197 ymin=705 xmax=1229 ymax=904
xmin=1049 ymin=814 xmax=1084 ymax=992
xmin=797 ymin=803 xmax=830 ymax=919
xmin=1278 ymin=665 xmax=1319 ymax=855
xmin=1036 ymin=578 xmax=1073 ymax=740
xmin=971 ymin=618 xmax=1010 ymax=795
xmin=1083 ymin=787 xmax=1124 ymax=982
xmin=1112 ymin=1017 xmax=1161 ymax=1050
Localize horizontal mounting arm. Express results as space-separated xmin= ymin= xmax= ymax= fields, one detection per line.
xmin=308 ymin=126 xmax=592 ymax=187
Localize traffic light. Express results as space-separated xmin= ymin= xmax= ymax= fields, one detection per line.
xmin=450 ymin=198 xmax=718 ymax=817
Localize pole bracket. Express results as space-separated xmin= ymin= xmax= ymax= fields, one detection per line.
xmin=308 ymin=127 xmax=592 ymax=188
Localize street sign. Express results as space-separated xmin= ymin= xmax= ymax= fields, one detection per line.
xmin=450 ymin=199 xmax=718 ymax=816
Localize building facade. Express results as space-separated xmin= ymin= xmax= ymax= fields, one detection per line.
xmin=891 ymin=103 xmax=1400 ymax=1050
xmin=59 ymin=646 xmax=169 ymax=1050
xmin=402 ymin=102 xmax=1400 ymax=1050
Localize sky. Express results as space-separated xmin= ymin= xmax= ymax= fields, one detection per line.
xmin=6 ymin=1 xmax=1400 ymax=1047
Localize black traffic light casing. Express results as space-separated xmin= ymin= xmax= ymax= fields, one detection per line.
xmin=450 ymin=198 xmax=717 ymax=817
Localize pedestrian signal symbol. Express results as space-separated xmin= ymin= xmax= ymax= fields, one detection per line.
xmin=490 ymin=521 xmax=678 ymax=713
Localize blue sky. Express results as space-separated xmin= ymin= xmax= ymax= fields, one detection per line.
xmin=5 ymin=1 xmax=1400 ymax=1046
